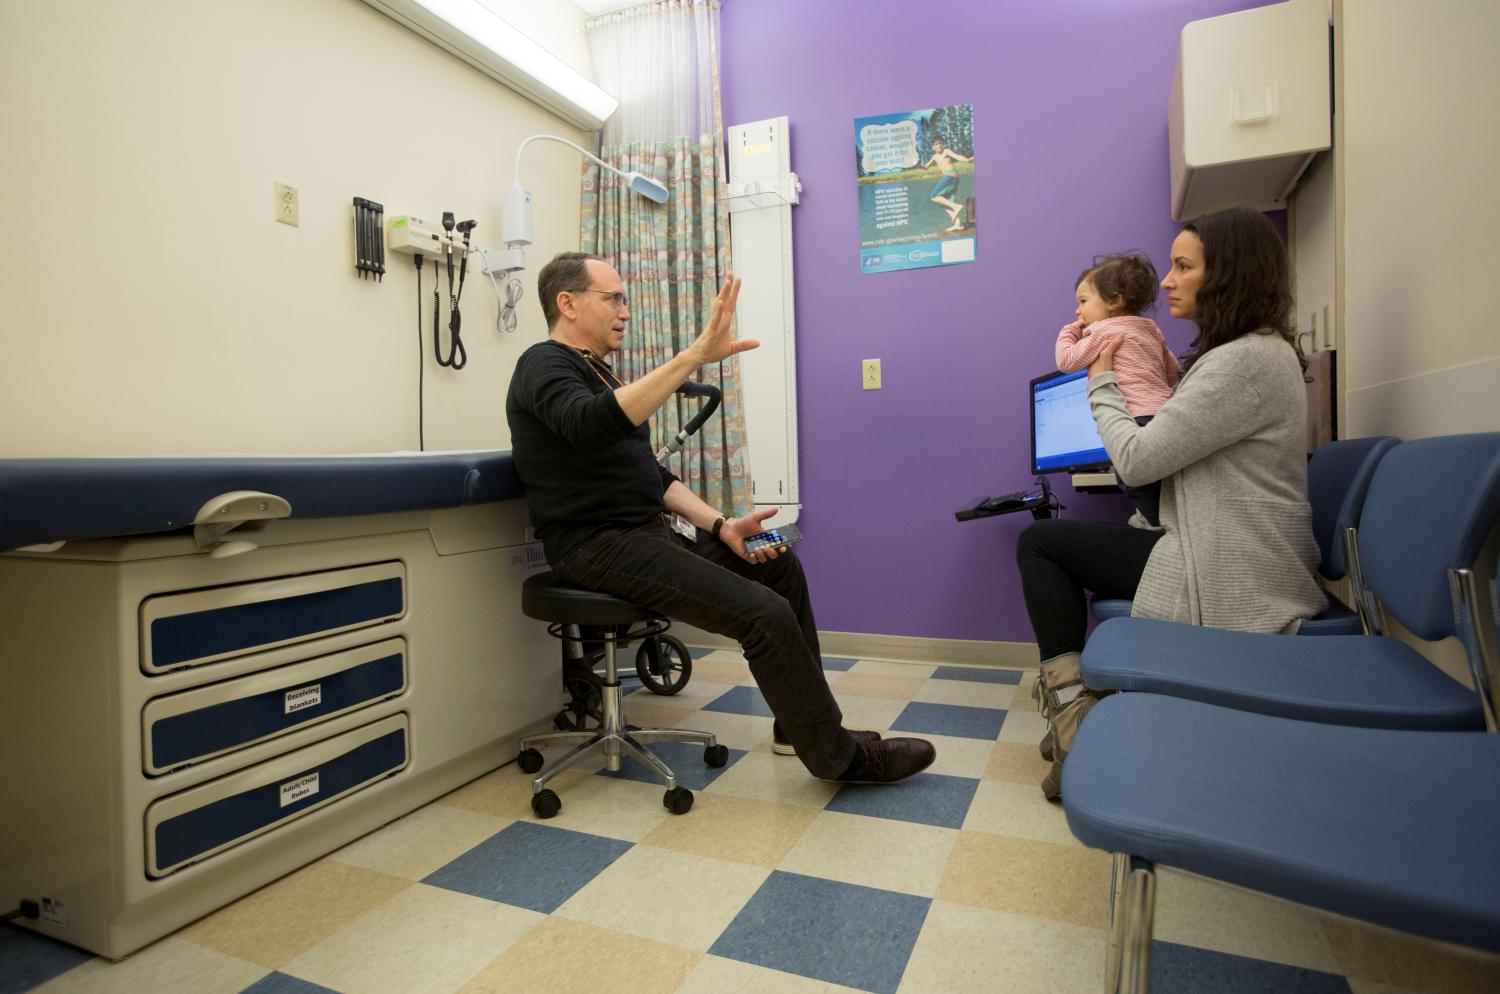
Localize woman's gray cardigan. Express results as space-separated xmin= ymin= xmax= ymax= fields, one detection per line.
xmin=1088 ymin=331 xmax=1326 ymax=633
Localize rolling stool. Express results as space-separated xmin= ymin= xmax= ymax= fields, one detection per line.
xmin=516 ymin=571 xmax=729 ymax=818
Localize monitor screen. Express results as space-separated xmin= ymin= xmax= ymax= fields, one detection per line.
xmin=1030 ymin=369 xmax=1111 ymax=475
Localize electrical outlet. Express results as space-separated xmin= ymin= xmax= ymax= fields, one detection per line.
xmin=274 ymin=181 xmax=299 ymax=226
xmin=862 ymin=358 xmax=882 ymax=391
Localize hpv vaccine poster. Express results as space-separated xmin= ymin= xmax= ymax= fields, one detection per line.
xmin=855 ymin=103 xmax=976 ymax=274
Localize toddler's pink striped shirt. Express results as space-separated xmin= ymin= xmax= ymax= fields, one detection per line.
xmin=1055 ymin=315 xmax=1182 ymax=417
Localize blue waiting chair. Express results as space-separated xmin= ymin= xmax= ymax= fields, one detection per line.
xmin=1062 ymin=692 xmax=1500 ymax=994
xmin=1090 ymin=435 xmax=1398 ymax=634
xmin=1080 ymin=433 xmax=1500 ymax=731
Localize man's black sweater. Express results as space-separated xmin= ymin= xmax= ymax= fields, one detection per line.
xmin=506 ymin=340 xmax=677 ymax=564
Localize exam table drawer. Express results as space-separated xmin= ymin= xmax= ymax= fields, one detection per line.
xmin=141 ymin=637 xmax=408 ymax=775
xmin=140 ymin=562 xmax=406 ymax=673
xmin=145 ymin=713 xmax=409 ymax=878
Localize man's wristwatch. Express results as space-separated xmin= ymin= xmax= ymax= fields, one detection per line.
xmin=710 ymin=515 xmax=726 ymax=540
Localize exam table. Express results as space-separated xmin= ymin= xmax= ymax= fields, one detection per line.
xmin=0 ymin=452 xmax=557 ymax=958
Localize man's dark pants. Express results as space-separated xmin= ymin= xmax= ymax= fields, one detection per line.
xmin=554 ymin=518 xmax=857 ymax=778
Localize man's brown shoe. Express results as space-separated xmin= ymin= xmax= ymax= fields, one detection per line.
xmin=829 ymin=737 xmax=936 ymax=784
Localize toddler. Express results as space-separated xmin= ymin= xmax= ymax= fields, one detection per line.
xmin=1055 ymin=252 xmax=1182 ymax=527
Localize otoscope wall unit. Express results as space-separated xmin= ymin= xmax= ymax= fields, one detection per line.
xmin=388 ymin=214 xmax=471 ymax=260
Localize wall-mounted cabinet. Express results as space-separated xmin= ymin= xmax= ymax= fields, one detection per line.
xmin=1169 ymin=0 xmax=1331 ymax=221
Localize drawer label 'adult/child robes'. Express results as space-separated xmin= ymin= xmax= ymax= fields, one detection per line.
xmin=280 ymin=773 xmax=319 ymax=807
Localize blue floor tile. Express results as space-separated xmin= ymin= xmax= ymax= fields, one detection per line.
xmin=0 ymin=924 xmax=93 ymax=994
xmin=239 ymin=974 xmax=341 ymax=994
xmin=891 ymin=701 xmax=1007 ymax=741
xmin=822 ymin=656 xmax=858 ymax=671
xmin=596 ymin=739 xmax=746 ymax=790
xmin=1150 ymin=941 xmax=1353 ymax=993
xmin=703 ymin=684 xmax=775 ymax=718
xmin=423 ymin=821 xmax=630 ymax=914
xmin=930 ymin=665 xmax=1022 ymax=684
xmin=710 ymin=871 xmax=930 ymax=994
xmin=824 ymin=772 xmax=980 ymax=829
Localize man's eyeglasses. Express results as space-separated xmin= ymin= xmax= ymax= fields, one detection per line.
xmin=572 ymin=288 xmax=630 ymax=310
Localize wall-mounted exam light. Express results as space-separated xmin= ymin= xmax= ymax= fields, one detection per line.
xmin=360 ymin=0 xmax=620 ymax=131
xmin=492 ymin=134 xmax=669 ymax=273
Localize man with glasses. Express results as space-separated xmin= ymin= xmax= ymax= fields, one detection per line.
xmin=505 ymin=252 xmax=935 ymax=784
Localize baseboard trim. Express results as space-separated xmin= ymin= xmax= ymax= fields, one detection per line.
xmin=672 ymin=624 xmax=1036 ymax=672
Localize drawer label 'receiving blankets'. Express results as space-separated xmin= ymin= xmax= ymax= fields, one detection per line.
xmin=285 ymin=684 xmax=322 ymax=714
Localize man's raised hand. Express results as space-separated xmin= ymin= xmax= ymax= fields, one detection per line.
xmin=690 ymin=275 xmax=755 ymax=364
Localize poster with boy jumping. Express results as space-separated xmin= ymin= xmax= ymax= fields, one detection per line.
xmin=855 ymin=103 xmax=976 ymax=274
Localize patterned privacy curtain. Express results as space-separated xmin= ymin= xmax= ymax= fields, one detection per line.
xmin=581 ymin=0 xmax=750 ymax=516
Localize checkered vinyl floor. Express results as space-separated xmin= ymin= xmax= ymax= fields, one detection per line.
xmin=6 ymin=650 xmax=1499 ymax=994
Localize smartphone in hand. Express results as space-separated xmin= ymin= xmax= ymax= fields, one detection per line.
xmin=743 ymin=523 xmax=803 ymax=554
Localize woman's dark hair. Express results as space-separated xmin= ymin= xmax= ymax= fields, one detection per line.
xmin=537 ymin=251 xmax=603 ymax=328
xmin=1181 ymin=208 xmax=1305 ymax=371
xmin=1075 ymin=252 xmax=1159 ymax=316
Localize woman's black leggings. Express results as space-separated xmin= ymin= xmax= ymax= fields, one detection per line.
xmin=1015 ymin=519 xmax=1163 ymax=659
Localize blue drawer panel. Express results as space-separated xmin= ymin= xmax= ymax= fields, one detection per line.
xmin=149 ymin=653 xmax=405 ymax=769
xmin=149 ymin=576 xmax=403 ymax=668
xmin=152 ymin=727 xmax=407 ymax=873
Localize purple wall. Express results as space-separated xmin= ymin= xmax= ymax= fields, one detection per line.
xmin=720 ymin=0 xmax=1273 ymax=644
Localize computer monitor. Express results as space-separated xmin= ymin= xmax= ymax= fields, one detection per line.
xmin=1030 ymin=369 xmax=1111 ymax=475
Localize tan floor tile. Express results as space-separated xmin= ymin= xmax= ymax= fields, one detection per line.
xmin=520 ymin=771 xmax=675 ymax=841
xmin=917 ymin=733 xmax=997 ymax=780
xmin=688 ymin=647 xmax=744 ymax=664
xmin=557 ymin=844 xmax=770 ymax=950
xmin=1322 ymin=915 xmax=1500 ymax=993
xmin=33 ymin=937 xmax=266 ymax=994
xmin=675 ymin=708 xmax=775 ymax=751
xmin=961 ymin=779 xmax=1080 ymax=847
xmin=617 ymin=696 xmax=699 ymax=730
xmin=330 ymin=803 xmax=510 ymax=880
xmin=641 ymin=791 xmax=818 ymax=867
xmin=834 ymin=695 xmax=909 ymax=732
xmin=703 ymin=751 xmax=841 ymax=809
xmin=995 ymin=707 xmax=1049 ymax=745
xmin=897 ymin=900 xmax=1107 ymax=994
xmin=181 ymin=860 xmax=411 ymax=968
xmin=281 ymin=883 xmax=540 ymax=994
xmin=935 ymin=832 xmax=1110 ymax=928
xmin=438 ymin=765 xmax=548 ymax=820
xmin=690 ymin=657 xmax=752 ymax=684
xmin=625 ymin=678 xmax=737 ymax=712
xmin=678 ymin=954 xmax=869 ymax=993
xmin=982 ymin=741 xmax=1054 ymax=785
xmin=830 ymin=671 xmax=928 ymax=700
xmin=1153 ymin=868 xmax=1341 ymax=972
xmin=459 ymin=917 xmax=700 ymax=994
xmin=778 ymin=810 xmax=958 ymax=897
xmin=913 ymin=678 xmax=1017 ymax=710
xmin=846 ymin=659 xmax=938 ymax=679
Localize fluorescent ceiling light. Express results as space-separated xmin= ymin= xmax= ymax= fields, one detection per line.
xmin=362 ymin=0 xmax=620 ymax=130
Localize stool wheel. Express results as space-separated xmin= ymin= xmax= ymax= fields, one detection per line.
xmin=663 ymin=786 xmax=694 ymax=815
xmin=704 ymin=744 xmax=729 ymax=768
xmin=517 ymin=748 xmax=544 ymax=775
xmin=637 ymin=634 xmax=693 ymax=695
xmin=532 ymin=789 xmax=562 ymax=819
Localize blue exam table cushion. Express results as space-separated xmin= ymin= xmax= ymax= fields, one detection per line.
xmin=0 ymin=452 xmax=522 ymax=552
xmin=1063 ymin=693 xmax=1500 ymax=954
xmin=1081 ymin=617 xmax=1484 ymax=730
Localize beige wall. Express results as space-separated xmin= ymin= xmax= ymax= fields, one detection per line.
xmin=0 ymin=0 xmax=595 ymax=456
xmin=1339 ymin=0 xmax=1500 ymax=438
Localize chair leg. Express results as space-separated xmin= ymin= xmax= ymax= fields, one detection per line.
xmin=1106 ymin=853 xmax=1156 ymax=994
xmin=520 ymin=633 xmax=720 ymax=799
